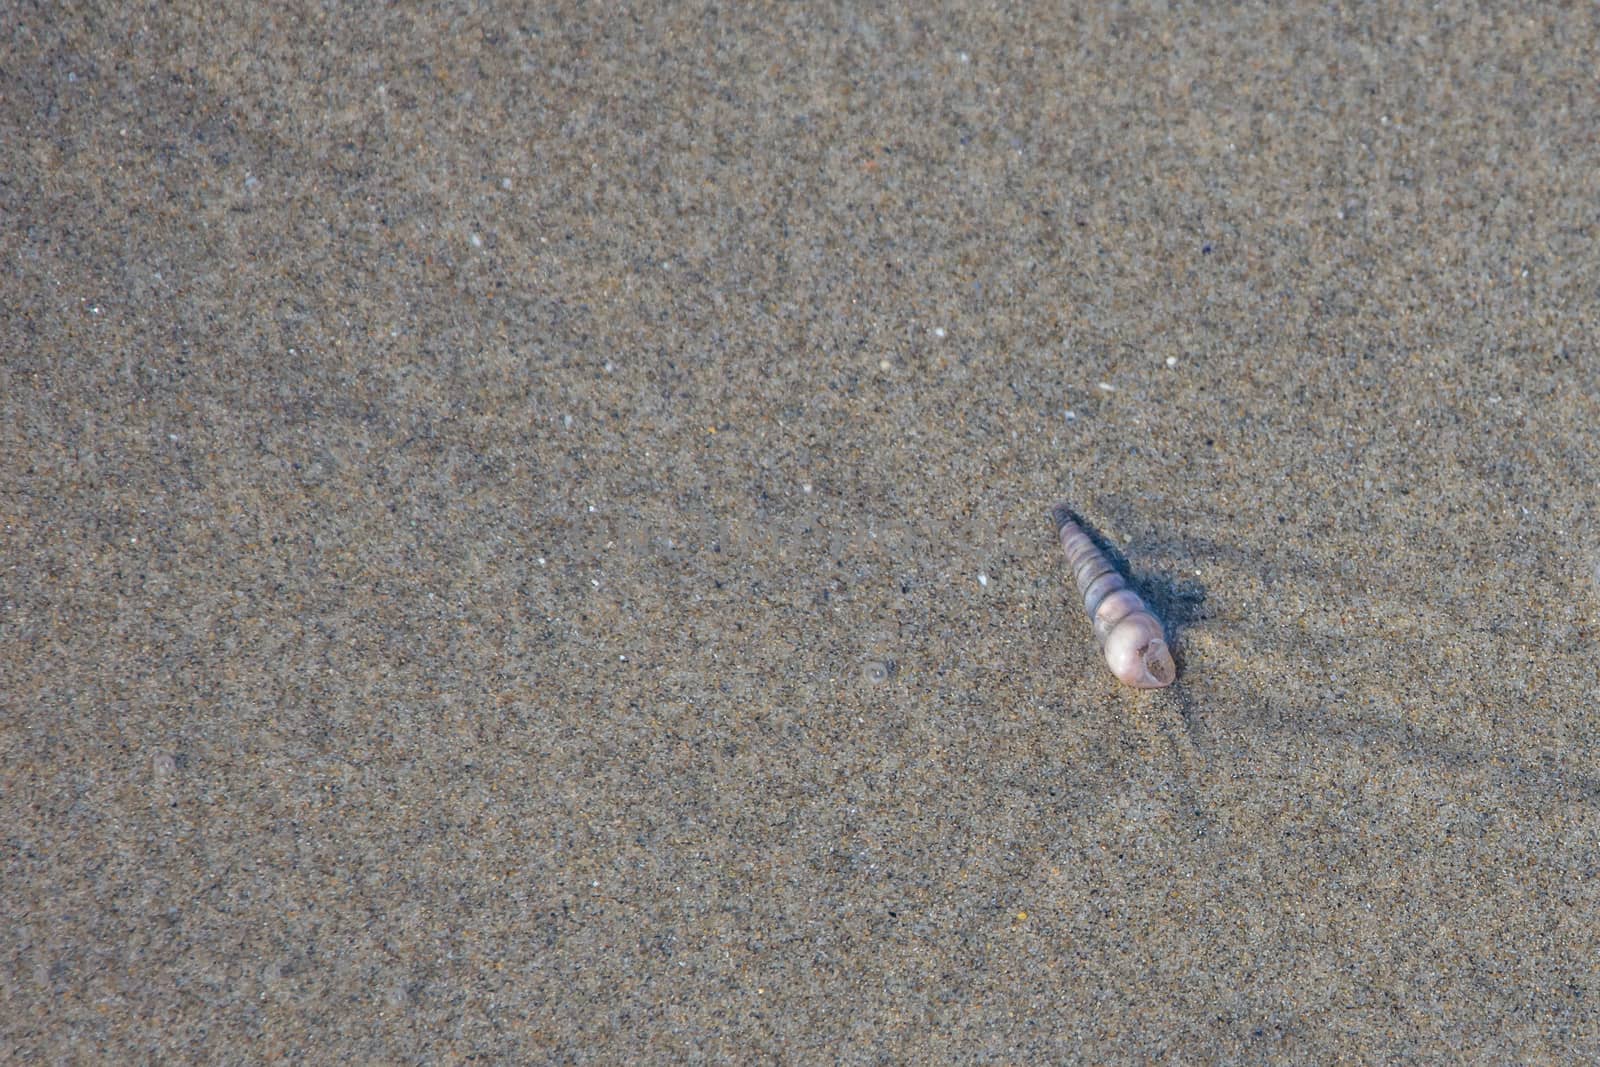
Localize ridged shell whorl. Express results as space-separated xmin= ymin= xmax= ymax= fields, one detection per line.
xmin=1052 ymin=504 xmax=1175 ymax=689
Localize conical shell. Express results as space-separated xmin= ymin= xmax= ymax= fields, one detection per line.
xmin=1052 ymin=505 xmax=1176 ymax=689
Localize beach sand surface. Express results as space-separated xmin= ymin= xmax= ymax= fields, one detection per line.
xmin=5 ymin=3 xmax=1599 ymax=1061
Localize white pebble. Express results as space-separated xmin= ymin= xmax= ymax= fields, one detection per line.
xmin=1097 ymin=381 xmax=1114 ymax=392
xmin=977 ymin=573 xmax=989 ymax=587
xmin=1165 ymin=356 xmax=1178 ymax=367
xmin=932 ymin=326 xmax=946 ymax=339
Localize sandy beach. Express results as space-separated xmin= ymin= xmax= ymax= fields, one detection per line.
xmin=5 ymin=3 xmax=1598 ymax=1060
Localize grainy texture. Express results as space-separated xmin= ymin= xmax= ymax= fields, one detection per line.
xmin=5 ymin=2 xmax=1599 ymax=1062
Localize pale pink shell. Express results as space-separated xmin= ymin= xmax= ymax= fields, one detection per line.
xmin=1054 ymin=506 xmax=1176 ymax=689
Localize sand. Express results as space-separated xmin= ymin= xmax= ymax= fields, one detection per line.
xmin=5 ymin=3 xmax=1598 ymax=1061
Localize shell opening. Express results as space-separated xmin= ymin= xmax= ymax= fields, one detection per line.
xmin=1103 ymin=613 xmax=1176 ymax=689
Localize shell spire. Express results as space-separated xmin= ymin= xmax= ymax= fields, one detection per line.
xmin=1051 ymin=505 xmax=1176 ymax=689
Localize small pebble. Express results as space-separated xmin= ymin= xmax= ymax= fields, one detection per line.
xmin=862 ymin=659 xmax=894 ymax=685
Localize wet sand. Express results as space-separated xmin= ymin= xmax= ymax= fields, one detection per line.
xmin=5 ymin=4 xmax=1599 ymax=1061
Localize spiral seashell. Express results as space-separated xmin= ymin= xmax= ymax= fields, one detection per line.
xmin=1051 ymin=504 xmax=1176 ymax=689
